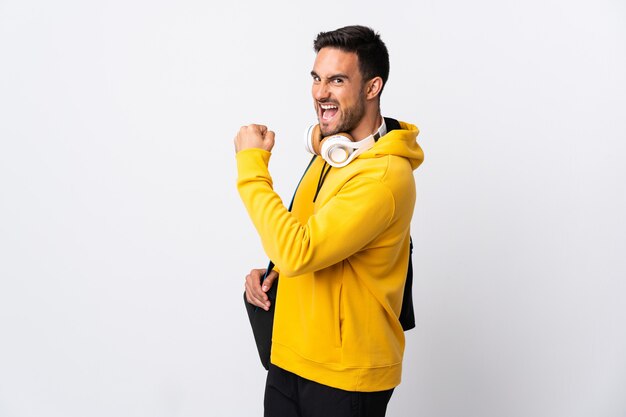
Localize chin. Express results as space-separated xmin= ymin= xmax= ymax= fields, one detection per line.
xmin=320 ymin=120 xmax=340 ymax=137
xmin=320 ymin=126 xmax=338 ymax=137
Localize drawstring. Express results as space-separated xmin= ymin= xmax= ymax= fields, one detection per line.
xmin=313 ymin=161 xmax=332 ymax=203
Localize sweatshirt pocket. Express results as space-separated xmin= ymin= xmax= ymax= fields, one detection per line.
xmin=335 ymin=282 xmax=344 ymax=347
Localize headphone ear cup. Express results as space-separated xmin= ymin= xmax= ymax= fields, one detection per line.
xmin=305 ymin=125 xmax=358 ymax=166
xmin=305 ymin=124 xmax=324 ymax=155
xmin=321 ymin=133 xmax=356 ymax=167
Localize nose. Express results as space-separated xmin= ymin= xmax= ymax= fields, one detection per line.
xmin=312 ymin=81 xmax=330 ymax=101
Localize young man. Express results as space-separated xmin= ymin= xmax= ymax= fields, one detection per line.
xmin=235 ymin=25 xmax=424 ymax=417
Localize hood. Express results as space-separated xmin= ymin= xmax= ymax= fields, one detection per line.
xmin=360 ymin=121 xmax=424 ymax=170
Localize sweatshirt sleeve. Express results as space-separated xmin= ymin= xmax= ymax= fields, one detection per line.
xmin=236 ymin=148 xmax=395 ymax=276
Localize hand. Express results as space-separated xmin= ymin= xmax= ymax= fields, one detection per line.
xmin=234 ymin=124 xmax=275 ymax=153
xmin=244 ymin=268 xmax=279 ymax=311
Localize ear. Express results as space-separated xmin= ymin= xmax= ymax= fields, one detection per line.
xmin=365 ymin=76 xmax=384 ymax=100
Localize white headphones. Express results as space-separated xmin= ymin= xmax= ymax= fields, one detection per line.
xmin=304 ymin=123 xmax=384 ymax=168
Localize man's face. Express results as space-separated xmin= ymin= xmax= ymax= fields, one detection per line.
xmin=311 ymin=47 xmax=366 ymax=138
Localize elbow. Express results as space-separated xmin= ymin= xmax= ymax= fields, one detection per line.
xmin=262 ymin=225 xmax=320 ymax=276
xmin=269 ymin=247 xmax=317 ymax=277
xmin=271 ymin=255 xmax=313 ymax=277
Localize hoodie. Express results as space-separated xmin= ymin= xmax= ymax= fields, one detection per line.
xmin=236 ymin=120 xmax=424 ymax=392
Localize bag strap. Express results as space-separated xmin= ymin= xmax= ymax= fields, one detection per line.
xmin=399 ymin=237 xmax=416 ymax=330
xmin=384 ymin=117 xmax=416 ymax=331
xmin=383 ymin=117 xmax=402 ymax=132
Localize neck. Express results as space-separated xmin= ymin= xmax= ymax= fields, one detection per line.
xmin=350 ymin=110 xmax=382 ymax=141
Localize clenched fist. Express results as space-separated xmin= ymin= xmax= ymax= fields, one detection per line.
xmin=234 ymin=124 xmax=275 ymax=153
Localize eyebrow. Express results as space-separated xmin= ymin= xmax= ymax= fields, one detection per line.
xmin=310 ymin=70 xmax=350 ymax=80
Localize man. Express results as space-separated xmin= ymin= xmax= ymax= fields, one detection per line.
xmin=234 ymin=25 xmax=424 ymax=417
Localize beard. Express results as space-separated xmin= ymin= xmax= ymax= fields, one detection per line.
xmin=320 ymin=89 xmax=366 ymax=138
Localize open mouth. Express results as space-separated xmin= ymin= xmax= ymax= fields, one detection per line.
xmin=319 ymin=103 xmax=339 ymax=121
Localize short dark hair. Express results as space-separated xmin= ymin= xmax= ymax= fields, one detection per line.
xmin=313 ymin=25 xmax=390 ymax=93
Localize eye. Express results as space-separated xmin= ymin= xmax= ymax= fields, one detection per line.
xmin=332 ymin=78 xmax=344 ymax=85
xmin=312 ymin=75 xmax=321 ymax=83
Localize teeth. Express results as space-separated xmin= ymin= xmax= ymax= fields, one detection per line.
xmin=320 ymin=104 xmax=338 ymax=110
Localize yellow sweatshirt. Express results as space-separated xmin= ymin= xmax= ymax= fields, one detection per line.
xmin=236 ymin=121 xmax=424 ymax=392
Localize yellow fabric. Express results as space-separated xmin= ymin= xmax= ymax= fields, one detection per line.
xmin=237 ymin=121 xmax=424 ymax=391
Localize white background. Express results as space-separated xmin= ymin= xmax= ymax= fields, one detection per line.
xmin=1 ymin=0 xmax=625 ymax=416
